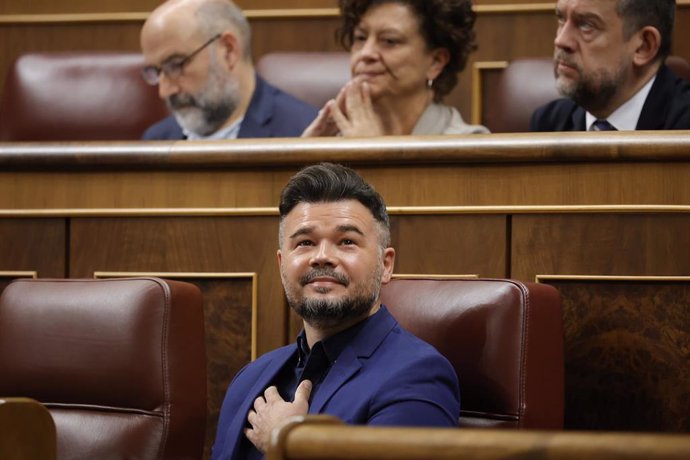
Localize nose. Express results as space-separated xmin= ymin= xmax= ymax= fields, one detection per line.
xmin=310 ymin=241 xmax=337 ymax=267
xmin=157 ymin=72 xmax=180 ymax=100
xmin=554 ymin=20 xmax=575 ymax=52
xmin=356 ymin=36 xmax=379 ymax=62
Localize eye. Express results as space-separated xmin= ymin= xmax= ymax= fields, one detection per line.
xmin=296 ymin=240 xmax=314 ymax=247
xmin=340 ymin=239 xmax=356 ymax=246
xmin=380 ymin=36 xmax=401 ymax=47
xmin=353 ymin=32 xmax=367 ymax=42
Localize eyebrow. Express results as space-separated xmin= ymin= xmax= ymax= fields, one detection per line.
xmin=288 ymin=224 xmax=365 ymax=240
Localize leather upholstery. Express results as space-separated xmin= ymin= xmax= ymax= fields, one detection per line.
xmin=0 ymin=52 xmax=168 ymax=141
xmin=484 ymin=56 xmax=690 ymax=133
xmin=380 ymin=277 xmax=564 ymax=429
xmin=256 ymin=52 xmax=351 ymax=108
xmin=0 ymin=277 xmax=207 ymax=460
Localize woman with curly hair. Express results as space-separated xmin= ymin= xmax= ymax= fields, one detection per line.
xmin=304 ymin=0 xmax=488 ymax=136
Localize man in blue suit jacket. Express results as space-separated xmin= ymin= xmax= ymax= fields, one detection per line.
xmin=140 ymin=0 xmax=316 ymax=140
xmin=212 ymin=163 xmax=460 ymax=459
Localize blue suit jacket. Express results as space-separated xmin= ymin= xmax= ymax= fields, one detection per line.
xmin=530 ymin=64 xmax=690 ymax=131
xmin=142 ymin=75 xmax=317 ymax=139
xmin=211 ymin=307 xmax=460 ymax=460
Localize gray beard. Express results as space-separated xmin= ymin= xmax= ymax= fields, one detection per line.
xmin=166 ymin=62 xmax=240 ymax=137
xmin=555 ymin=54 xmax=622 ymax=115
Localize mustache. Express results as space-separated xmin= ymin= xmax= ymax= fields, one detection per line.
xmin=167 ymin=93 xmax=198 ymax=110
xmin=554 ymin=52 xmax=578 ymax=69
xmin=300 ymin=268 xmax=349 ymax=287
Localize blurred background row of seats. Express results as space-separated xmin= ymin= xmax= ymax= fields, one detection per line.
xmin=1 ymin=52 xmax=688 ymax=141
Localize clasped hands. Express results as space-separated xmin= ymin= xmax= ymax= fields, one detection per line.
xmin=244 ymin=379 xmax=313 ymax=453
xmin=302 ymin=78 xmax=384 ymax=137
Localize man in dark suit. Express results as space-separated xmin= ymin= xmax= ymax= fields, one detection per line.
xmin=211 ymin=163 xmax=460 ymax=460
xmin=140 ymin=0 xmax=316 ymax=140
xmin=531 ymin=0 xmax=690 ymax=131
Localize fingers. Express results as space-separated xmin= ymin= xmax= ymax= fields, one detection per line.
xmin=294 ymin=379 xmax=313 ymax=404
xmin=264 ymin=385 xmax=282 ymax=402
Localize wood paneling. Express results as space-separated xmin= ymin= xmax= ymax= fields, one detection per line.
xmin=70 ymin=217 xmax=286 ymax=355
xmin=542 ymin=278 xmax=690 ymax=432
xmin=0 ymin=219 xmax=66 ymax=278
xmin=511 ymin=214 xmax=690 ymax=280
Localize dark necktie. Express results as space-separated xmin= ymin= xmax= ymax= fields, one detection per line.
xmin=591 ymin=119 xmax=617 ymax=131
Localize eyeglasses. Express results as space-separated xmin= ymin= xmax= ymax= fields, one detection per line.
xmin=141 ymin=34 xmax=221 ymax=85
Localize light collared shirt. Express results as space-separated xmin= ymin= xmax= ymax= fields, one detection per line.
xmin=183 ymin=116 xmax=244 ymax=141
xmin=585 ymin=76 xmax=656 ymax=131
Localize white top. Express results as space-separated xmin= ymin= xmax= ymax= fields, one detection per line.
xmin=413 ymin=103 xmax=489 ymax=135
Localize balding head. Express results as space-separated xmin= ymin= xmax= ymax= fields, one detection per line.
xmin=141 ymin=0 xmax=252 ymax=61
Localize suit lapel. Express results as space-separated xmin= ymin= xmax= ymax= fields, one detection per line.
xmin=225 ymin=347 xmax=296 ymax=459
xmin=237 ymin=76 xmax=273 ymax=138
xmin=636 ymin=65 xmax=669 ymax=130
xmin=309 ymin=307 xmax=397 ymax=413
xmin=571 ymin=106 xmax=587 ymax=131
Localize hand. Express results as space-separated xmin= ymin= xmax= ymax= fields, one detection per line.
xmin=244 ymin=380 xmax=312 ymax=453
xmin=302 ymin=101 xmax=340 ymax=137
xmin=330 ymin=80 xmax=385 ymax=137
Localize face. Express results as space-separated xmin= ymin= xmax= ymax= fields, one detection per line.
xmin=349 ymin=2 xmax=445 ymax=101
xmin=141 ymin=16 xmax=239 ymax=136
xmin=553 ymin=0 xmax=637 ymax=112
xmin=277 ymin=200 xmax=395 ymax=329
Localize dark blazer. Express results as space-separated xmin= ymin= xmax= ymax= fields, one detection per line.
xmin=530 ymin=65 xmax=690 ymax=131
xmin=210 ymin=306 xmax=460 ymax=460
xmin=142 ymin=75 xmax=317 ymax=139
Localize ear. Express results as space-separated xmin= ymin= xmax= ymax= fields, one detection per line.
xmin=217 ymin=30 xmax=242 ymax=70
xmin=632 ymin=26 xmax=662 ymax=67
xmin=427 ymin=48 xmax=450 ymax=81
xmin=380 ymin=247 xmax=396 ymax=285
xmin=277 ymin=248 xmax=282 ymax=267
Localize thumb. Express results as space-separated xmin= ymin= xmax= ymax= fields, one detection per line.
xmin=294 ymin=379 xmax=313 ymax=403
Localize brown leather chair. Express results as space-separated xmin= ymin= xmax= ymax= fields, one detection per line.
xmin=380 ymin=277 xmax=564 ymax=429
xmin=256 ymin=52 xmax=351 ymax=108
xmin=0 ymin=277 xmax=207 ymax=460
xmin=267 ymin=415 xmax=690 ymax=460
xmin=482 ymin=56 xmax=690 ymax=133
xmin=0 ymin=52 xmax=168 ymax=141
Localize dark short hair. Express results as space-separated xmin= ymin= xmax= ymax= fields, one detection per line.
xmin=336 ymin=0 xmax=477 ymax=102
xmin=617 ymin=0 xmax=675 ymax=59
xmin=279 ymin=163 xmax=390 ymax=246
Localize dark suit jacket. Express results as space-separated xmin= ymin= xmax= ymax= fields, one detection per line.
xmin=530 ymin=65 xmax=690 ymax=131
xmin=211 ymin=306 xmax=460 ymax=460
xmin=142 ymin=75 xmax=317 ymax=139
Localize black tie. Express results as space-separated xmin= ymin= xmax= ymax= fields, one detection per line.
xmin=591 ymin=119 xmax=617 ymax=131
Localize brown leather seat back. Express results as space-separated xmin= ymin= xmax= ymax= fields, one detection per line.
xmin=0 ymin=52 xmax=168 ymax=141
xmin=381 ymin=277 xmax=564 ymax=429
xmin=256 ymin=52 xmax=351 ymax=108
xmin=0 ymin=277 xmax=207 ymax=460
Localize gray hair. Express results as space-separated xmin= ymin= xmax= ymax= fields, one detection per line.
xmin=617 ymin=0 xmax=675 ymax=60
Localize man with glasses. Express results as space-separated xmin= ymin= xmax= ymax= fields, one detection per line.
xmin=140 ymin=0 xmax=317 ymax=140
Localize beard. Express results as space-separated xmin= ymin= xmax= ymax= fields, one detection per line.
xmin=283 ymin=265 xmax=383 ymax=329
xmin=554 ymin=52 xmax=624 ymax=114
xmin=166 ymin=57 xmax=240 ymax=137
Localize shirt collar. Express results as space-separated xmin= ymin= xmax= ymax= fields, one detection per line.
xmin=585 ymin=75 xmax=656 ymax=131
xmin=296 ymin=306 xmax=384 ymax=366
xmin=183 ymin=115 xmax=244 ymax=141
